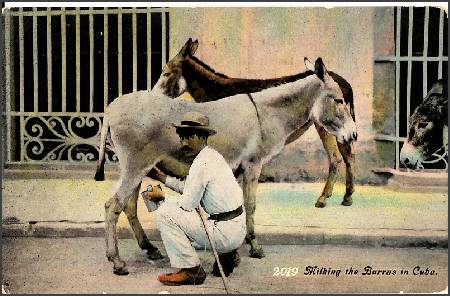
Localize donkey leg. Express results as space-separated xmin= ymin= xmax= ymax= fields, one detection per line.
xmin=337 ymin=141 xmax=355 ymax=206
xmin=123 ymin=188 xmax=164 ymax=260
xmin=242 ymin=163 xmax=265 ymax=258
xmin=105 ymin=194 xmax=129 ymax=275
xmin=314 ymin=124 xmax=342 ymax=208
xmin=105 ymin=167 xmax=146 ymax=276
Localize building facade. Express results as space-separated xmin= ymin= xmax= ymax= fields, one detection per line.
xmin=2 ymin=6 xmax=448 ymax=184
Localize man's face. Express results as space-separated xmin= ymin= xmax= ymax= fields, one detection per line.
xmin=176 ymin=129 xmax=207 ymax=158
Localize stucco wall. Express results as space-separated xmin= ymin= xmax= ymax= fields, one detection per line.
xmin=169 ymin=7 xmax=394 ymax=184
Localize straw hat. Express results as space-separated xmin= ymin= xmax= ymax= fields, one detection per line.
xmin=173 ymin=112 xmax=217 ymax=136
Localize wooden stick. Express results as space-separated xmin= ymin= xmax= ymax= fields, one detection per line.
xmin=196 ymin=208 xmax=230 ymax=294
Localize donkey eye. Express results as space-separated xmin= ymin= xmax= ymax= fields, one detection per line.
xmin=333 ymin=98 xmax=344 ymax=104
xmin=163 ymin=72 xmax=171 ymax=77
xmin=417 ymin=122 xmax=429 ymax=129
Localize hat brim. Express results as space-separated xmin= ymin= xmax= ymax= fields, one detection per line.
xmin=173 ymin=124 xmax=217 ymax=136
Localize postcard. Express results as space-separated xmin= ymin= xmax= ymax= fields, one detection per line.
xmin=1 ymin=2 xmax=448 ymax=294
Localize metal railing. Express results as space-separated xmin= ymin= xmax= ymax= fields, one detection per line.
xmin=374 ymin=7 xmax=448 ymax=170
xmin=3 ymin=7 xmax=169 ymax=166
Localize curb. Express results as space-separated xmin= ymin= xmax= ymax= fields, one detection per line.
xmin=3 ymin=222 xmax=448 ymax=249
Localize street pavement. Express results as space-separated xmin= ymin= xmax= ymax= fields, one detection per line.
xmin=2 ymin=178 xmax=448 ymax=294
xmin=2 ymin=237 xmax=448 ymax=294
xmin=2 ymin=179 xmax=448 ymax=248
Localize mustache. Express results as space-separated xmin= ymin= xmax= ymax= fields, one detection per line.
xmin=180 ymin=145 xmax=193 ymax=152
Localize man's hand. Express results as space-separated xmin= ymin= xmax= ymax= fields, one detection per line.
xmin=148 ymin=167 xmax=167 ymax=184
xmin=142 ymin=184 xmax=165 ymax=202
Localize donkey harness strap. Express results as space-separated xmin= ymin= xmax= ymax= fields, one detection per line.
xmin=247 ymin=93 xmax=264 ymax=140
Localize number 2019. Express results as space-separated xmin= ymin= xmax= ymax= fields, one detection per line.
xmin=273 ymin=267 xmax=299 ymax=277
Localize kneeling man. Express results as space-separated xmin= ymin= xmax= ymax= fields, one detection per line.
xmin=144 ymin=112 xmax=246 ymax=286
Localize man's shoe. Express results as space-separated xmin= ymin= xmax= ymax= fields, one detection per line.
xmin=212 ymin=249 xmax=241 ymax=277
xmin=158 ymin=265 xmax=206 ymax=286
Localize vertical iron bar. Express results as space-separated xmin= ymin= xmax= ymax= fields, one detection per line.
xmin=61 ymin=8 xmax=66 ymax=112
xmin=406 ymin=7 xmax=413 ymax=133
xmin=438 ymin=9 xmax=444 ymax=78
xmin=423 ymin=7 xmax=429 ymax=97
xmin=19 ymin=8 xmax=24 ymax=113
xmin=47 ymin=7 xmax=52 ymax=112
xmin=161 ymin=10 xmax=166 ymax=65
xmin=19 ymin=8 xmax=24 ymax=161
xmin=33 ymin=8 xmax=38 ymax=113
xmin=89 ymin=8 xmax=94 ymax=112
xmin=5 ymin=9 xmax=11 ymax=162
xmin=76 ymin=7 xmax=81 ymax=112
xmin=147 ymin=8 xmax=152 ymax=89
xmin=132 ymin=8 xmax=137 ymax=92
xmin=103 ymin=8 xmax=108 ymax=110
xmin=118 ymin=7 xmax=122 ymax=96
xmin=395 ymin=7 xmax=401 ymax=169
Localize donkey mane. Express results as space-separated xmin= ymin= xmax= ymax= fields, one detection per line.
xmin=188 ymin=55 xmax=230 ymax=79
xmin=329 ymin=71 xmax=355 ymax=121
xmin=187 ymin=54 xmax=314 ymax=86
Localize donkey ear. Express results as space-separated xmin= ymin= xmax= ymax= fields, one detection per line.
xmin=425 ymin=79 xmax=446 ymax=101
xmin=314 ymin=57 xmax=327 ymax=81
xmin=428 ymin=79 xmax=444 ymax=95
xmin=190 ymin=39 xmax=199 ymax=56
xmin=178 ymin=38 xmax=193 ymax=57
xmin=304 ymin=57 xmax=314 ymax=71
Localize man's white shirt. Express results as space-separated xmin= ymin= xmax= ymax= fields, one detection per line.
xmin=165 ymin=146 xmax=243 ymax=215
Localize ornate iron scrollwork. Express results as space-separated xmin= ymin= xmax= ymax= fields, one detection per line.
xmin=23 ymin=116 xmax=118 ymax=163
xmin=419 ymin=144 xmax=448 ymax=171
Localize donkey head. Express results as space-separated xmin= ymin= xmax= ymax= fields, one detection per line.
xmin=308 ymin=57 xmax=357 ymax=144
xmin=152 ymin=38 xmax=199 ymax=97
xmin=400 ymin=79 xmax=448 ymax=169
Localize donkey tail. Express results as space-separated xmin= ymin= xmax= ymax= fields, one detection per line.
xmin=95 ymin=115 xmax=109 ymax=181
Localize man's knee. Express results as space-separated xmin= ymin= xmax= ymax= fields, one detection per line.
xmin=156 ymin=206 xmax=168 ymax=227
xmin=156 ymin=203 xmax=177 ymax=227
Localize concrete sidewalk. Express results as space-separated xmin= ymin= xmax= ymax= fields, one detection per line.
xmin=2 ymin=178 xmax=448 ymax=248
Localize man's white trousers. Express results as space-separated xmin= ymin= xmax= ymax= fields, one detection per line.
xmin=156 ymin=199 xmax=246 ymax=268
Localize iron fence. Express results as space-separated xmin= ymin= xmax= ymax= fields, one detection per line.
xmin=3 ymin=7 xmax=169 ymax=166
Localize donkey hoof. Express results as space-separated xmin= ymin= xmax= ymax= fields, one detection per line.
xmin=341 ymin=199 xmax=353 ymax=206
xmin=147 ymin=249 xmax=164 ymax=260
xmin=315 ymin=200 xmax=326 ymax=208
xmin=112 ymin=259 xmax=129 ymax=275
xmin=113 ymin=267 xmax=130 ymax=276
xmin=113 ymin=263 xmax=129 ymax=276
xmin=249 ymin=247 xmax=265 ymax=259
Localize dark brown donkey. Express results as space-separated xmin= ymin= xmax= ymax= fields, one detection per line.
xmin=153 ymin=38 xmax=356 ymax=208
xmin=400 ymin=79 xmax=448 ymax=169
